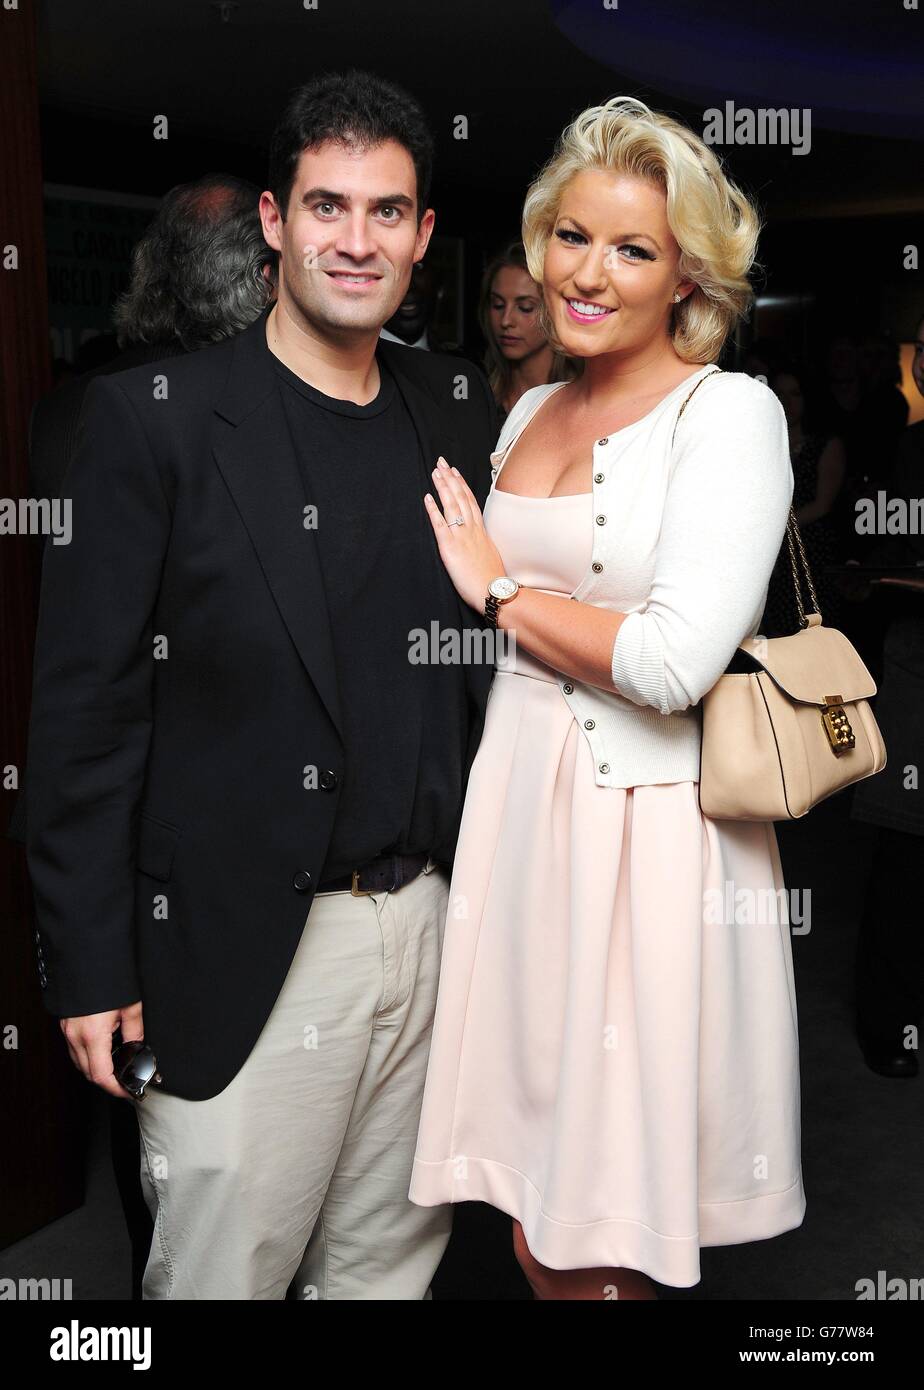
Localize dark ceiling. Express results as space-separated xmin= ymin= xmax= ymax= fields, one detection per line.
xmin=37 ymin=0 xmax=924 ymax=225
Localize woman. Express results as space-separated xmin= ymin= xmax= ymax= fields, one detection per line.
xmin=760 ymin=363 xmax=847 ymax=637
xmin=411 ymin=95 xmax=805 ymax=1298
xmin=478 ymin=240 xmax=576 ymax=422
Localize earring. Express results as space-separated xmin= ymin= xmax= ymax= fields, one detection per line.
xmin=672 ymin=293 xmax=682 ymax=303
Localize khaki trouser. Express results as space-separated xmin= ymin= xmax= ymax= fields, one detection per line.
xmin=134 ymin=859 xmax=453 ymax=1299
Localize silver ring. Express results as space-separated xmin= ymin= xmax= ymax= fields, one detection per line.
xmin=448 ymin=515 xmax=465 ymax=527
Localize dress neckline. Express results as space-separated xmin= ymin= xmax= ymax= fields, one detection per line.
xmin=490 ymin=489 xmax=591 ymax=500
xmin=492 ymin=363 xmax=717 ymax=499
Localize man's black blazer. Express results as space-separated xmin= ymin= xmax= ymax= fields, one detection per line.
xmin=25 ymin=307 xmax=500 ymax=1100
xmin=7 ymin=338 xmax=187 ymax=849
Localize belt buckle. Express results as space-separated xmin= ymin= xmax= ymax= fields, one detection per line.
xmin=352 ymin=856 xmax=402 ymax=896
xmin=351 ymin=867 xmax=376 ymax=897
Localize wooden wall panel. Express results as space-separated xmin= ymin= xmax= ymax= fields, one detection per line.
xmin=1 ymin=0 xmax=88 ymax=1250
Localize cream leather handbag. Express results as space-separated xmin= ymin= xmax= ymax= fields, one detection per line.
xmin=674 ymin=369 xmax=887 ymax=821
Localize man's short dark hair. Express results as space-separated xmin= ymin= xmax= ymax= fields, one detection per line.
xmin=267 ymin=69 xmax=434 ymax=223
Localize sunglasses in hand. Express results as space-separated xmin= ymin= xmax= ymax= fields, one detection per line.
xmin=111 ymin=1039 xmax=163 ymax=1100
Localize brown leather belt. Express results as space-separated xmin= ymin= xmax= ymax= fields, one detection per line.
xmin=317 ymin=851 xmax=432 ymax=897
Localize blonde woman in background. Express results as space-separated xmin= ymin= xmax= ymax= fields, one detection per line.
xmin=411 ymin=96 xmax=805 ymax=1299
xmin=478 ymin=240 xmax=577 ymax=422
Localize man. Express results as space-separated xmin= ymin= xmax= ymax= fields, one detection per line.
xmin=380 ymin=259 xmax=442 ymax=350
xmin=26 ymin=69 xmax=499 ymax=1299
xmin=31 ymin=173 xmax=275 ymax=516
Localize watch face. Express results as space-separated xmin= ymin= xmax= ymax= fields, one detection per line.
xmin=489 ymin=577 xmax=519 ymax=600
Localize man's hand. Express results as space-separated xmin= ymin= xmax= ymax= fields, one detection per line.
xmin=60 ymin=1001 xmax=144 ymax=1101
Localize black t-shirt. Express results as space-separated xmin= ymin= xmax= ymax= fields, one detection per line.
xmin=268 ymin=335 xmax=472 ymax=879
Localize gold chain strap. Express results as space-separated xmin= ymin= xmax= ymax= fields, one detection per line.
xmin=784 ymin=507 xmax=821 ymax=626
xmin=673 ymin=366 xmax=822 ymax=629
xmin=671 ymin=367 xmax=722 ymax=442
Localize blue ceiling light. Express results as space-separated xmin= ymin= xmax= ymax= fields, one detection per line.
xmin=549 ymin=0 xmax=923 ymax=140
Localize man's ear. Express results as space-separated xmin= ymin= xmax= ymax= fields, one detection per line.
xmin=414 ymin=206 xmax=436 ymax=261
xmin=259 ymin=191 xmax=285 ymax=254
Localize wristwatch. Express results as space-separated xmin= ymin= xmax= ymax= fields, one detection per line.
xmin=484 ymin=576 xmax=521 ymax=628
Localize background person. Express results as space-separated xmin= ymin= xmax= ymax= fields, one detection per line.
xmin=478 ymin=239 xmax=576 ymax=423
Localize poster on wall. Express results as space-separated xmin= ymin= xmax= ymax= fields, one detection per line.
xmin=43 ymin=184 xmax=158 ymax=364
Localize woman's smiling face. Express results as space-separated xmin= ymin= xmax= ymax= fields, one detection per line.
xmin=543 ymin=169 xmax=691 ymax=361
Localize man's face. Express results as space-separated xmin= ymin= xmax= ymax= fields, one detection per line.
xmin=260 ymin=138 xmax=434 ymax=339
xmin=384 ymin=261 xmax=435 ymax=340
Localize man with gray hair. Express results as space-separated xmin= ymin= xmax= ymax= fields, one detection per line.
xmin=111 ymin=172 xmax=277 ymax=354
xmin=28 ymin=172 xmax=276 ymax=510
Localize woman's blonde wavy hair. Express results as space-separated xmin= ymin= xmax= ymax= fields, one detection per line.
xmin=521 ymin=96 xmax=762 ymax=364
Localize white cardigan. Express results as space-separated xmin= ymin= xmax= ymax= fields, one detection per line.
xmin=488 ymin=366 xmax=794 ymax=789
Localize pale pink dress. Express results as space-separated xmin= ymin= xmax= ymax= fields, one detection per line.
xmin=408 ymin=481 xmax=806 ymax=1288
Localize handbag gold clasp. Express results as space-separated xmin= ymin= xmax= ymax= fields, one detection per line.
xmin=822 ymin=695 xmax=855 ymax=756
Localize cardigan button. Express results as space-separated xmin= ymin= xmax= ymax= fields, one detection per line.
xmin=594 ymin=472 xmax=605 ymax=483
xmin=595 ymin=514 xmax=606 ymax=526
xmin=562 ymin=682 xmax=574 ymax=695
xmin=584 ymin=719 xmax=596 ymax=730
xmin=592 ymin=561 xmax=603 ymax=573
xmin=598 ymin=437 xmax=609 ymax=446
xmin=599 ymin=762 xmax=610 ymax=774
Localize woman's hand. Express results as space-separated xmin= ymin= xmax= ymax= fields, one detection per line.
xmin=424 ymin=458 xmax=507 ymax=613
